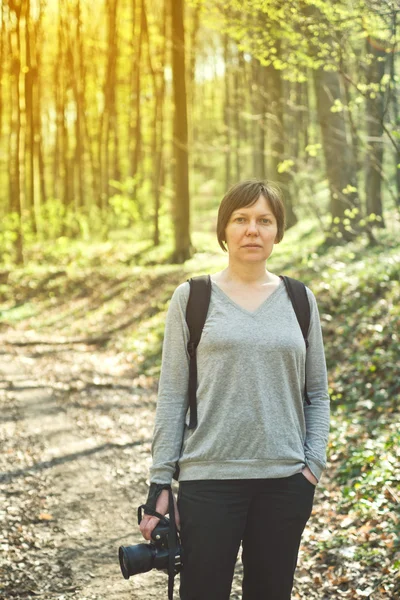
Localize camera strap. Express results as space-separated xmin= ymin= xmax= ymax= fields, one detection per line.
xmin=167 ymin=488 xmax=177 ymax=600
xmin=138 ymin=493 xmax=178 ymax=600
xmin=137 ymin=505 xmax=166 ymax=522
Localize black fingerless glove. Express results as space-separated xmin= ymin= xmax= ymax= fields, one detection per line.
xmin=139 ymin=483 xmax=172 ymax=521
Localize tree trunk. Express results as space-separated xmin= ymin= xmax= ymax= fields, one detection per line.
xmin=54 ymin=2 xmax=64 ymax=206
xmin=388 ymin=15 xmax=400 ymax=211
xmin=223 ymin=34 xmax=231 ymax=190
xmin=0 ymin=1 xmax=5 ymax=138
xmin=101 ymin=0 xmax=118 ymax=209
xmin=340 ymin=56 xmax=361 ymax=175
xmin=150 ymin=0 xmax=167 ymax=246
xmin=303 ymin=78 xmax=310 ymax=154
xmin=291 ymin=81 xmax=301 ymax=163
xmin=266 ymin=50 xmax=297 ymax=227
xmin=238 ymin=51 xmax=248 ymax=149
xmin=33 ymin=5 xmax=46 ymax=208
xmin=129 ymin=0 xmax=143 ymax=199
xmin=314 ymin=67 xmax=359 ymax=237
xmin=365 ymin=37 xmax=387 ymax=225
xmin=233 ymin=51 xmax=241 ymax=181
xmin=70 ymin=0 xmax=85 ymax=211
xmin=1 ymin=2 xmax=7 ymax=210
xmin=302 ymin=2 xmax=359 ymax=241
xmin=187 ymin=2 xmax=200 ymax=196
xmin=24 ymin=0 xmax=37 ymax=234
xmin=59 ymin=8 xmax=70 ymax=215
xmin=9 ymin=7 xmax=24 ymax=263
xmin=170 ymin=0 xmax=191 ymax=262
xmin=251 ymin=58 xmax=265 ymax=180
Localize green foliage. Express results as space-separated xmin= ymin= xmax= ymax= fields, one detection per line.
xmin=324 ymin=208 xmax=386 ymax=241
xmin=108 ymin=192 xmax=140 ymax=228
xmin=21 ymin=199 xmax=109 ymax=243
xmin=289 ymin=227 xmax=400 ymax=593
xmin=0 ymin=212 xmax=20 ymax=264
xmin=37 ymin=199 xmax=68 ymax=239
xmin=277 ymin=159 xmax=295 ymax=173
xmin=107 ymin=177 xmax=143 ymax=228
xmin=305 ymin=143 xmax=322 ymax=157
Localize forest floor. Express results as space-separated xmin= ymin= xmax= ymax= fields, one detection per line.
xmin=0 ymin=338 xmax=367 ymax=600
xmin=1 ymin=227 xmax=399 ymax=599
xmin=1 ymin=335 xmax=395 ymax=600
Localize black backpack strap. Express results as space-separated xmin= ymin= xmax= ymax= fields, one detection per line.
xmin=186 ymin=275 xmax=212 ymax=429
xmin=280 ymin=276 xmax=312 ymax=405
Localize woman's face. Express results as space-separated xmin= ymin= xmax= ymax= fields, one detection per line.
xmin=224 ymin=194 xmax=278 ymax=264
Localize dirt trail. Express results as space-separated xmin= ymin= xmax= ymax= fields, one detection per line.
xmin=1 ymin=342 xmax=335 ymax=600
xmin=0 ymin=343 xmax=175 ymax=600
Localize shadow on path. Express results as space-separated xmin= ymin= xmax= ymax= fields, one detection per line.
xmin=0 ymin=439 xmax=150 ymax=483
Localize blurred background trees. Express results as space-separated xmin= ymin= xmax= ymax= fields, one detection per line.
xmin=0 ymin=0 xmax=399 ymax=264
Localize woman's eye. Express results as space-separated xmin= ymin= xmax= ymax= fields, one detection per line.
xmin=234 ymin=217 xmax=245 ymax=223
xmin=261 ymin=219 xmax=271 ymax=224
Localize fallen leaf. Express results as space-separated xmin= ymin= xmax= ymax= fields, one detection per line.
xmin=38 ymin=513 xmax=53 ymax=521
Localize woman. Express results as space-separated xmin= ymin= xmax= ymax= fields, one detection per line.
xmin=140 ymin=179 xmax=330 ymax=599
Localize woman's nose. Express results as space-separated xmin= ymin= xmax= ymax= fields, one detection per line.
xmin=246 ymin=221 xmax=259 ymax=235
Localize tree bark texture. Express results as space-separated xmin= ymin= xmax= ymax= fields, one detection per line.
xmin=314 ymin=68 xmax=359 ymax=228
xmin=8 ymin=4 xmax=24 ymax=263
xmin=251 ymin=58 xmax=265 ymax=180
xmin=130 ymin=0 xmax=143 ymax=195
xmin=100 ymin=0 xmax=118 ymax=209
xmin=24 ymin=0 xmax=37 ymax=233
xmin=266 ymin=55 xmax=297 ymax=228
xmin=223 ymin=34 xmax=232 ymax=190
xmin=365 ymin=39 xmax=387 ymax=224
xmin=150 ymin=0 xmax=167 ymax=246
xmin=171 ymin=0 xmax=191 ymax=262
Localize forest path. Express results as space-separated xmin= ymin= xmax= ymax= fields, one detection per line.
xmin=1 ymin=341 xmax=347 ymax=600
xmin=0 ymin=343 xmax=173 ymax=599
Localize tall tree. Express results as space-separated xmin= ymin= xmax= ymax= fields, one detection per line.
xmin=365 ymin=35 xmax=387 ymax=224
xmin=33 ymin=1 xmax=46 ymax=208
xmin=266 ymin=53 xmax=297 ymax=227
xmin=387 ymin=8 xmax=400 ymax=209
xmin=231 ymin=47 xmax=241 ymax=180
xmin=0 ymin=1 xmax=5 ymax=138
xmin=251 ymin=57 xmax=265 ymax=180
xmin=66 ymin=0 xmax=85 ymax=211
xmin=8 ymin=1 xmax=23 ymax=263
xmin=301 ymin=3 xmax=360 ymax=240
xmin=0 ymin=1 xmax=7 ymax=210
xmin=223 ymin=33 xmax=232 ymax=189
xmin=100 ymin=0 xmax=118 ymax=210
xmin=129 ymin=0 xmax=144 ymax=200
xmin=52 ymin=1 xmax=72 ymax=216
xmin=171 ymin=0 xmax=191 ymax=261
xmin=148 ymin=0 xmax=167 ymax=245
xmin=24 ymin=0 xmax=36 ymax=232
xmin=313 ymin=66 xmax=359 ymax=238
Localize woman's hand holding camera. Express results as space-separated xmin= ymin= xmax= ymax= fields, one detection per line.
xmin=139 ymin=489 xmax=181 ymax=541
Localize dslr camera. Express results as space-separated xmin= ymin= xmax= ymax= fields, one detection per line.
xmin=119 ymin=519 xmax=182 ymax=579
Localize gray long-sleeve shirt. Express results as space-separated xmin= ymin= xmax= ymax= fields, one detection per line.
xmin=149 ymin=278 xmax=330 ymax=485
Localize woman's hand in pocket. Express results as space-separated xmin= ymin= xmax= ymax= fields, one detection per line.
xmin=301 ymin=466 xmax=318 ymax=486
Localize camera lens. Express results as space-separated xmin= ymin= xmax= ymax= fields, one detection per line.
xmin=119 ymin=544 xmax=155 ymax=579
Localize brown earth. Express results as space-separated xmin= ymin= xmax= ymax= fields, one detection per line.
xmin=0 ymin=341 xmax=392 ymax=600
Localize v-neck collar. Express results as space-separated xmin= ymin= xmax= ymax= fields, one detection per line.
xmin=211 ymin=278 xmax=284 ymax=317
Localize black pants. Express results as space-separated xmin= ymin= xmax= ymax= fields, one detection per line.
xmin=177 ymin=473 xmax=315 ymax=600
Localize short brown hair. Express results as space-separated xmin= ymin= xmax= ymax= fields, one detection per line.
xmin=216 ymin=179 xmax=286 ymax=252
